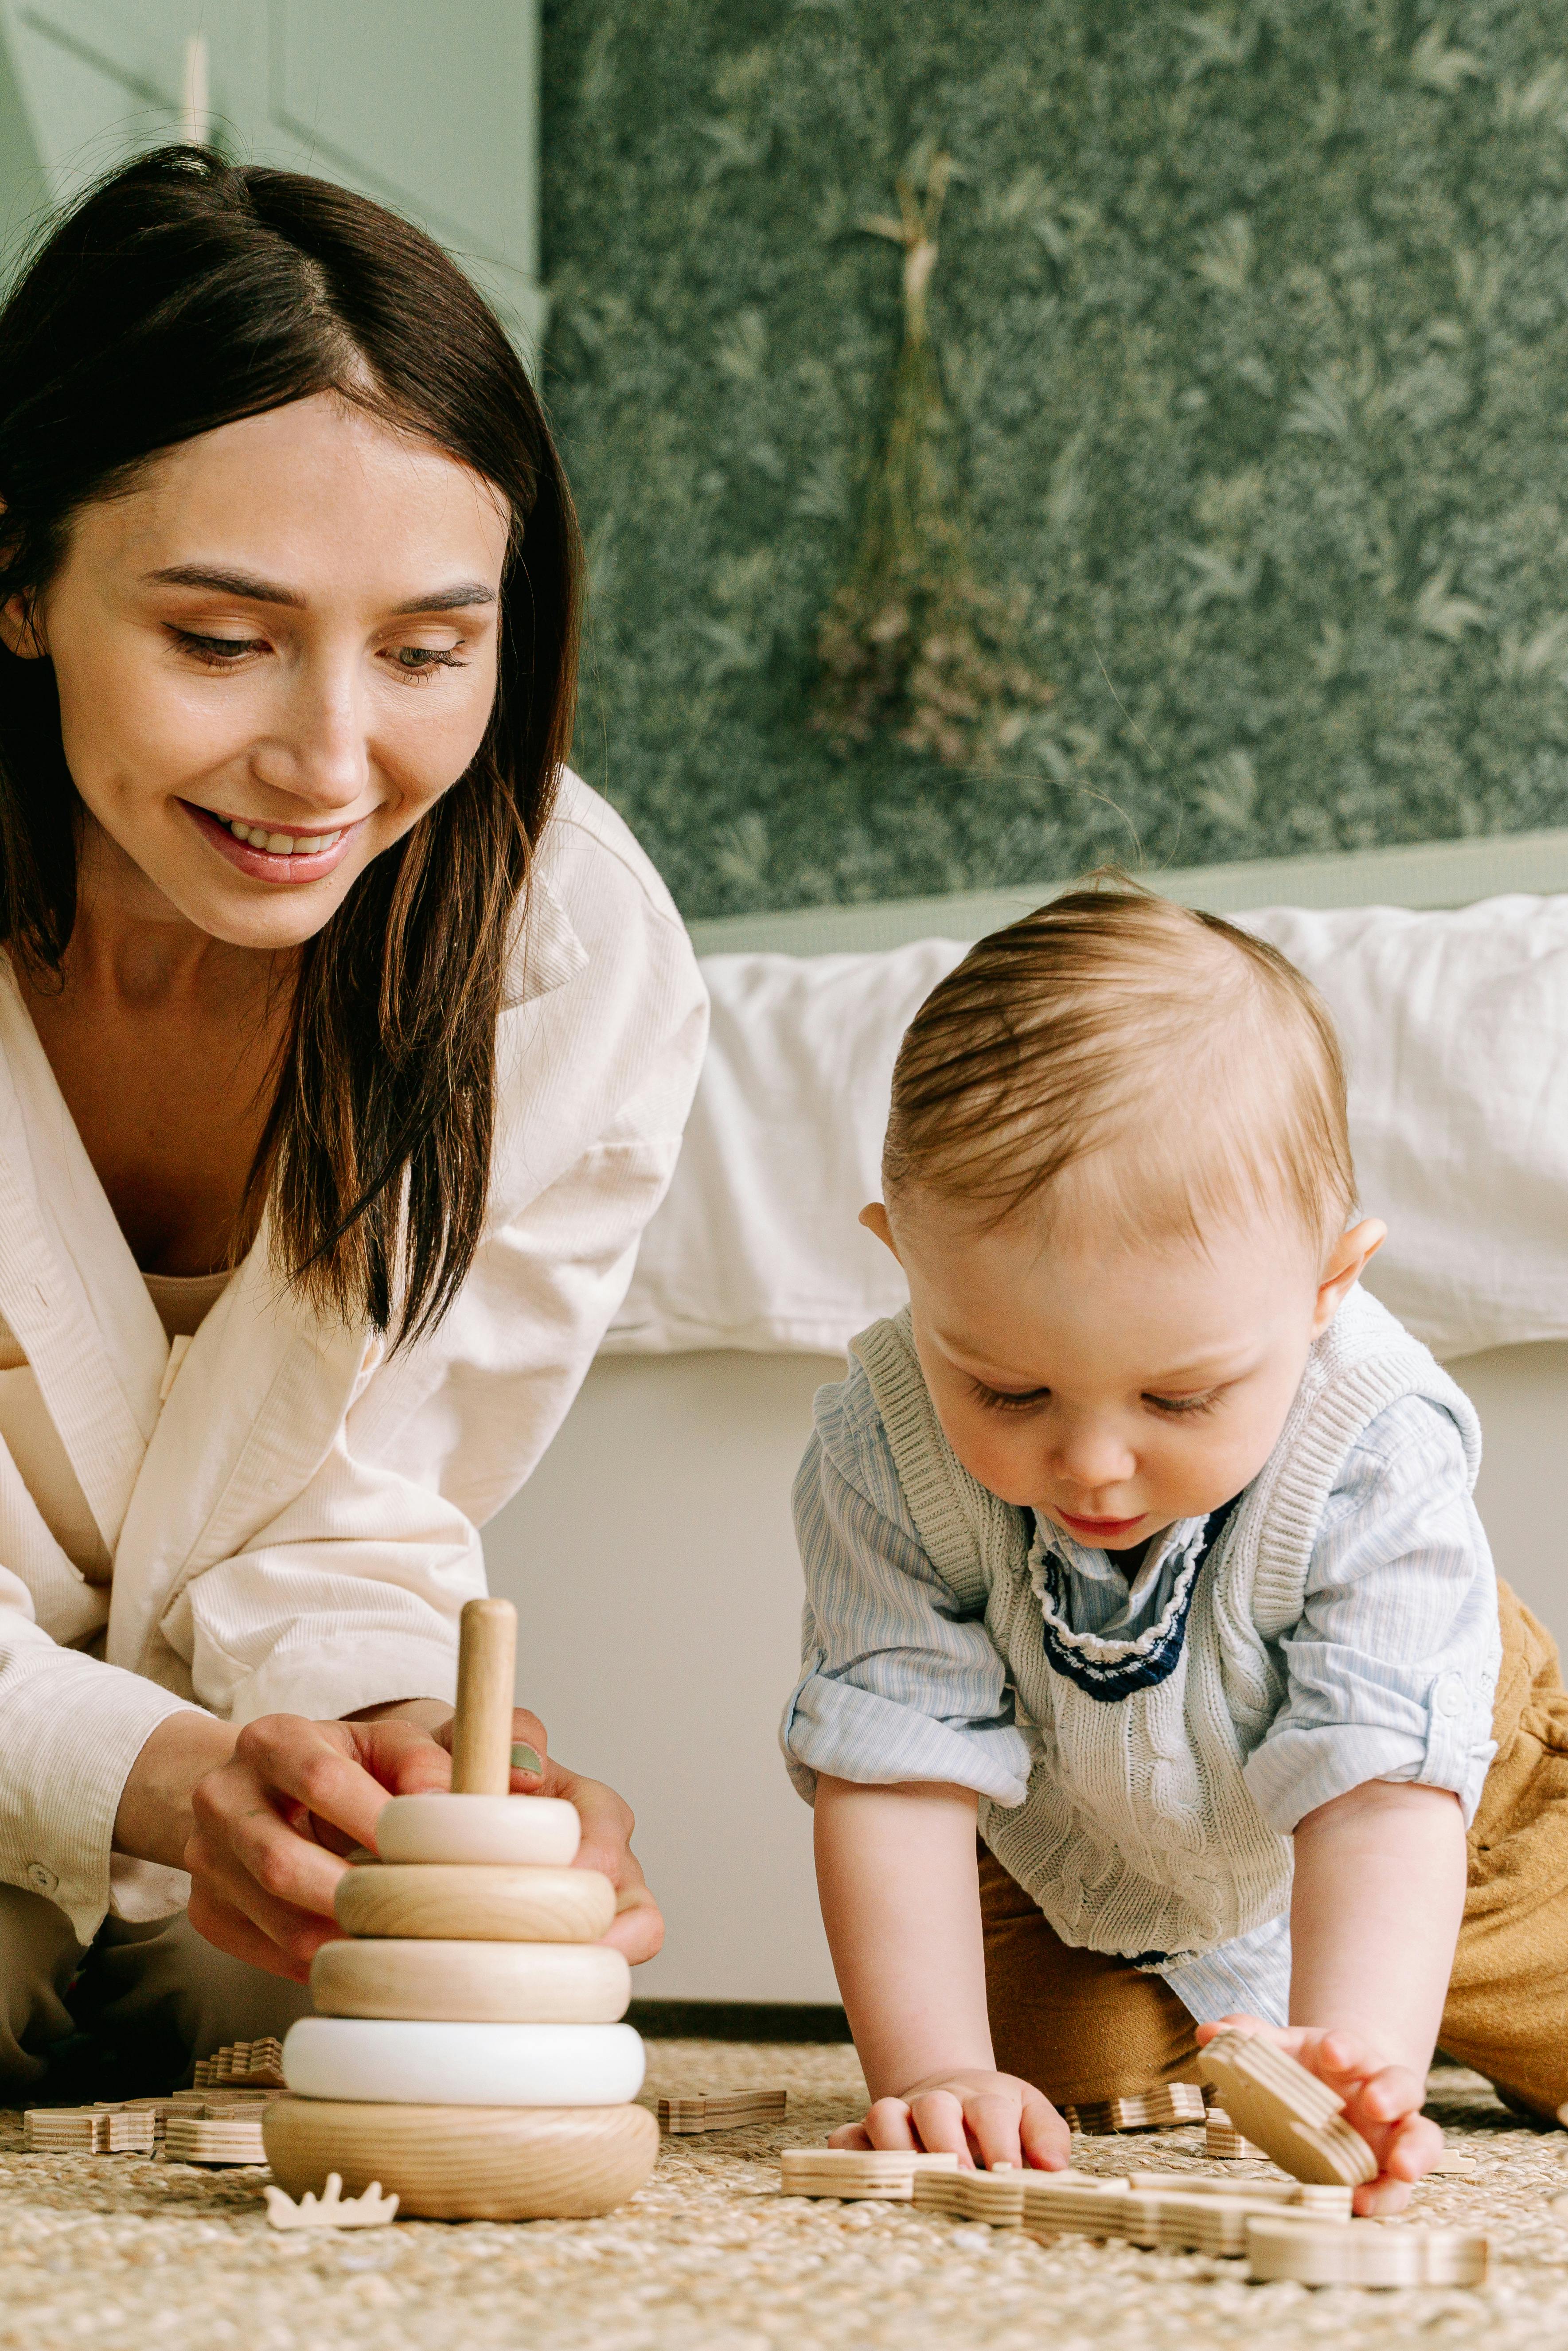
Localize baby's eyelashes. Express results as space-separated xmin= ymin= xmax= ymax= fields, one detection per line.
xmin=1143 ymin=1389 xmax=1222 ymax=1417
xmin=971 ymin=1380 xmax=1052 ymax=1415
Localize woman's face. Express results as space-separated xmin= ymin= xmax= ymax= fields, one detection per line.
xmin=2 ymin=391 xmax=511 ymax=949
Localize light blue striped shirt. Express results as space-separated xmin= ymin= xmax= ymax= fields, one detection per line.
xmin=782 ymin=1357 xmax=1499 ymax=2025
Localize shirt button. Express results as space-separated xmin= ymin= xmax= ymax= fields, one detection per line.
xmin=25 ymin=1862 xmax=59 ymax=1897
xmin=1433 ymin=1674 xmax=1466 ymax=1718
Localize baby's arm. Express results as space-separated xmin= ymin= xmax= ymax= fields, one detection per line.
xmin=1201 ymin=1777 xmax=1463 ymax=2214
xmin=815 ymin=1775 xmax=1070 ymax=2169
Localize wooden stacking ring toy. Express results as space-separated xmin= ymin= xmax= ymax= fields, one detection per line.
xmin=374 ymin=1792 xmax=581 ymax=1867
xmin=262 ymin=1597 xmax=658 ymax=2220
xmin=281 ymin=2017 xmax=646 ymax=2106
xmin=310 ymin=1937 xmax=631 ymax=2024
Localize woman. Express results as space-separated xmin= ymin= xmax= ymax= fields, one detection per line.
xmin=0 ymin=148 xmax=706 ymax=2090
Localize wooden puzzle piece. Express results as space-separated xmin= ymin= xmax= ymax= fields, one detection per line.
xmin=779 ymin=2148 xmax=960 ymax=2200
xmin=164 ymin=2107 xmax=269 ymax=2166
xmin=912 ymin=2164 xmax=1028 ymax=2225
xmin=311 ymin=1936 xmax=631 ymax=2024
xmin=657 ymin=2090 xmax=788 ymax=2134
xmin=1018 ymin=2173 xmax=1138 ymax=2243
xmin=1128 ymin=2171 xmax=1352 ymax=2218
xmin=263 ymin=2098 xmax=660 ymax=2222
xmin=335 ymin=1862 xmax=616 ymax=1943
xmin=264 ymin=2172 xmax=400 ymax=2231
xmin=1246 ymin=2212 xmax=1489 ymax=2288
xmin=374 ymin=1791 xmax=580 ymax=1867
xmin=1062 ymin=2082 xmax=1207 ymax=2135
xmin=1198 ymin=2028 xmax=1376 ymax=2187
xmin=192 ymin=2037 xmax=287 ymax=2090
xmin=1205 ymin=2106 xmax=1264 ymax=2160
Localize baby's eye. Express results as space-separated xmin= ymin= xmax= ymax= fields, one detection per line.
xmin=1143 ymin=1390 xmax=1220 ymax=1418
xmin=973 ymin=1381 xmax=1051 ymax=1415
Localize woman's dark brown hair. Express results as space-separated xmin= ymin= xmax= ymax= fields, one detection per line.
xmin=0 ymin=145 xmax=581 ymax=1342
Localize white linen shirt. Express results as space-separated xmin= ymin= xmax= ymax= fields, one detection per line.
xmin=0 ymin=776 xmax=708 ymax=1943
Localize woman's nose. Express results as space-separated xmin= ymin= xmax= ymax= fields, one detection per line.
xmin=253 ymin=663 xmax=370 ymax=811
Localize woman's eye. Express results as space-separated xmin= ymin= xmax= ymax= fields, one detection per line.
xmin=975 ymin=1383 xmax=1051 ymax=1415
xmin=388 ymin=644 xmax=466 ymax=680
xmin=174 ymin=628 xmax=264 ymax=665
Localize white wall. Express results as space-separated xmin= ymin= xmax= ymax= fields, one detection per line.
xmin=485 ymin=1340 xmax=1568 ymax=2006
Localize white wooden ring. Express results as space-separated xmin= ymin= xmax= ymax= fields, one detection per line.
xmin=310 ymin=1938 xmax=631 ymax=2023
xmin=374 ymin=1794 xmax=580 ymax=1867
xmin=281 ymin=2017 xmax=646 ymax=2107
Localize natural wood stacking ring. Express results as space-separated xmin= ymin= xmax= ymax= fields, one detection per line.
xmin=374 ymin=1793 xmax=581 ymax=1867
xmin=262 ymin=2097 xmax=660 ymax=2221
xmin=281 ymin=2016 xmax=647 ymax=2106
xmin=310 ymin=1937 xmax=632 ymax=2023
xmin=335 ymin=1863 xmax=616 ymax=1944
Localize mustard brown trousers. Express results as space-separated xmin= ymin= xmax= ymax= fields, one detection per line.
xmin=982 ymin=1579 xmax=1568 ymax=2120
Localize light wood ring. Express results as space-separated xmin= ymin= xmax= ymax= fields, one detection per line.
xmin=374 ymin=1793 xmax=580 ymax=1867
xmin=310 ymin=1938 xmax=631 ymax=2023
xmin=262 ymin=2097 xmax=659 ymax=2220
xmin=334 ymin=1864 xmax=615 ymax=1943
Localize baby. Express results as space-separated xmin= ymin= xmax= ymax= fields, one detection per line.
xmin=782 ymin=887 xmax=1567 ymax=2213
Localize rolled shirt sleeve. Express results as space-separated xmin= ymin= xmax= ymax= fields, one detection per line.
xmin=1243 ymin=1393 xmax=1500 ymax=1833
xmin=781 ymin=1359 xmax=1032 ymax=1806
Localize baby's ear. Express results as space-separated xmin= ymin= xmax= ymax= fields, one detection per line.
xmin=858 ymin=1201 xmax=901 ymax=1262
xmin=1312 ymin=1216 xmax=1387 ymax=1333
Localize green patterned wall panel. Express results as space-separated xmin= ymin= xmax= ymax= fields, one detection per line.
xmin=542 ymin=0 xmax=1568 ymax=918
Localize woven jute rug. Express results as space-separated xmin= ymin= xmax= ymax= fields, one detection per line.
xmin=1 ymin=2044 xmax=1564 ymax=2349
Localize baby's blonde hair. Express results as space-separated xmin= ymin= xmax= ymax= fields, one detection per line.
xmin=882 ymin=883 xmax=1356 ymax=1254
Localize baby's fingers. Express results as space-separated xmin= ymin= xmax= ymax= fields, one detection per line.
xmin=1019 ymin=2089 xmax=1073 ymax=2172
xmin=904 ymin=2089 xmax=971 ymax=2161
xmin=861 ymin=2097 xmax=922 ymax=2152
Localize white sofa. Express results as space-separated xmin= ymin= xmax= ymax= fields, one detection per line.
xmin=486 ymin=867 xmax=1568 ymax=2008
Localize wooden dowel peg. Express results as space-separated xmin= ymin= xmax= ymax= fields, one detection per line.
xmin=451 ymin=1597 xmax=517 ymax=1795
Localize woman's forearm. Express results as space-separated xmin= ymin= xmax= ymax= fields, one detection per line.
xmin=814 ymin=1774 xmax=992 ymax=2098
xmin=113 ymin=1710 xmax=238 ymax=1871
xmin=1290 ymin=1780 xmax=1467 ymax=2074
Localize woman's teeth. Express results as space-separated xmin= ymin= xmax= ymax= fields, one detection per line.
xmin=224 ymin=819 xmax=345 ymax=855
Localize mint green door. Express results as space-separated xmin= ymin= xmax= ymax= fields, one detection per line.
xmin=0 ymin=2 xmax=542 ymax=349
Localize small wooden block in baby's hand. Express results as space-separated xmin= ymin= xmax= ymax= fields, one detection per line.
xmin=779 ymin=2148 xmax=960 ymax=2200
xmin=658 ymin=2089 xmax=787 ymax=2134
xmin=1198 ymin=2029 xmax=1377 ymax=2188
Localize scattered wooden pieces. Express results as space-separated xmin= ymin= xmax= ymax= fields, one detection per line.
xmin=1063 ymin=2083 xmax=1207 ymax=2135
xmin=264 ymin=2172 xmax=400 ymax=2231
xmin=913 ymin=2164 xmax=1031 ymax=2225
xmin=1428 ymin=2144 xmax=1478 ymax=2175
xmin=263 ymin=2097 xmax=660 ymax=2222
xmin=1246 ymin=2212 xmax=1489 ymax=2288
xmin=1198 ymin=2029 xmax=1376 ymax=2187
xmin=779 ymin=2148 xmax=961 ymax=2200
xmin=658 ymin=2089 xmax=788 ymax=2134
xmin=374 ymin=1791 xmax=581 ymax=1868
xmin=335 ymin=1863 xmax=616 ymax=1944
xmin=25 ymin=2106 xmax=157 ymax=2155
xmin=1128 ymin=2170 xmax=1352 ymax=2218
xmin=310 ymin=1936 xmax=631 ymax=2024
xmin=193 ymin=2037 xmax=287 ymax=2091
xmin=165 ymin=2106 xmax=269 ymax=2165
xmin=1205 ymin=2106 xmax=1264 ymax=2160
xmin=1019 ymin=2173 xmax=1137 ymax=2243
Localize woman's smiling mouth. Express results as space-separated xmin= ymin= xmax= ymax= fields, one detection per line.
xmin=184 ymin=799 xmax=361 ymax=883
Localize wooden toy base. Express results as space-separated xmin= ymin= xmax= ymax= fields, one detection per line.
xmin=261 ymin=2098 xmax=659 ymax=2221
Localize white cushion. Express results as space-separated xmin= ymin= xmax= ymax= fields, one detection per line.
xmin=607 ymin=895 xmax=1568 ymax=1364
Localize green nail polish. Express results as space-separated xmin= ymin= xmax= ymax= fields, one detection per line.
xmin=511 ymin=1743 xmax=542 ymax=1773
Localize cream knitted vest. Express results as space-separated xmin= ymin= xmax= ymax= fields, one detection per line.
xmin=851 ymin=1285 xmax=1480 ymax=1961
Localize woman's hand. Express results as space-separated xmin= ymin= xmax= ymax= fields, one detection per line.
xmin=122 ymin=1700 xmax=664 ymax=1981
xmin=427 ymin=1711 xmax=665 ymax=1966
xmin=828 ymin=2068 xmax=1069 ymax=2173
xmin=1196 ymin=2016 xmax=1443 ymax=2215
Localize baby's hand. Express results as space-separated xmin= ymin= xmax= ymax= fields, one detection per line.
xmin=1197 ymin=2016 xmax=1443 ymax=2215
xmin=827 ymin=2069 xmax=1071 ymax=2172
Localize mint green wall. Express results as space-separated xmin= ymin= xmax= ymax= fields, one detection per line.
xmin=0 ymin=3 xmax=542 ymax=345
xmin=542 ymin=2 xmax=1568 ymax=920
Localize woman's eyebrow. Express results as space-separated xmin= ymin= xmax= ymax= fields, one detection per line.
xmin=142 ymin=564 xmax=496 ymax=615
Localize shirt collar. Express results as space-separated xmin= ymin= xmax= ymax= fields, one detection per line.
xmin=1031 ymin=1509 xmax=1214 ymax=1612
xmin=499 ymin=867 xmax=590 ymax=1010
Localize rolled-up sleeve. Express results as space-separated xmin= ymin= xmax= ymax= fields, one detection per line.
xmin=1244 ymin=1394 xmax=1500 ymax=1833
xmin=780 ymin=1361 xmax=1030 ymax=1805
